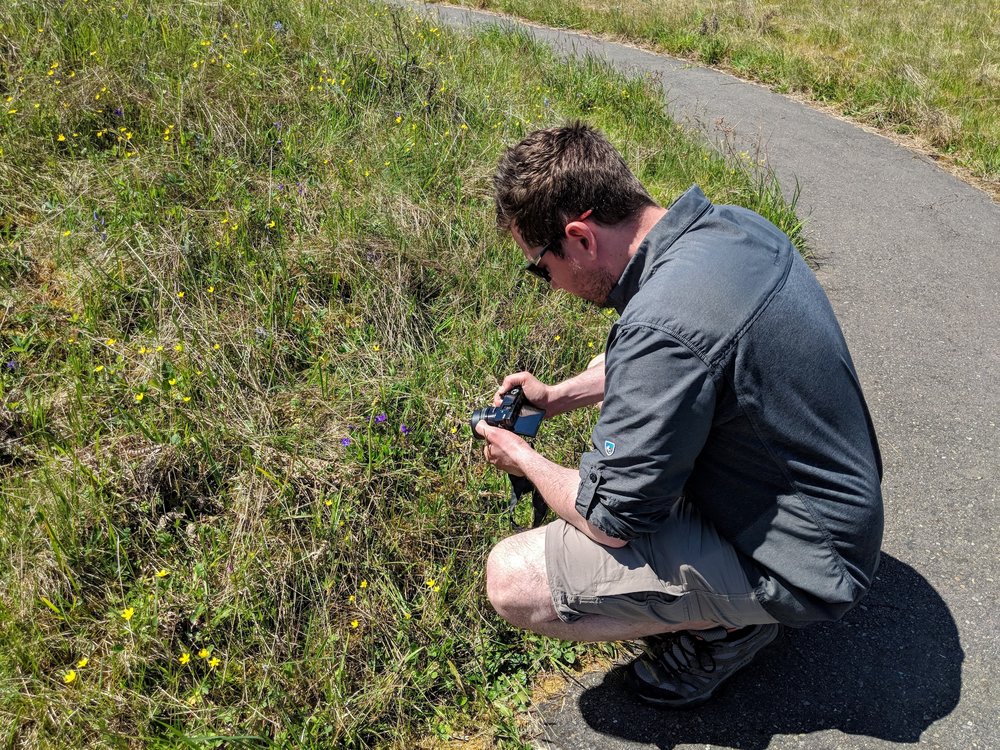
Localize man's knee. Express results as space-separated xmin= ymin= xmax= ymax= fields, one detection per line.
xmin=485 ymin=536 xmax=526 ymax=618
xmin=485 ymin=530 xmax=551 ymax=626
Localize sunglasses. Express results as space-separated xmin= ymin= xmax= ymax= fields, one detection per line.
xmin=524 ymin=240 xmax=556 ymax=282
xmin=523 ymin=209 xmax=593 ymax=284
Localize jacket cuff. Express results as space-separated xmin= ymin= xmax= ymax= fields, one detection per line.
xmin=575 ymin=453 xmax=631 ymax=541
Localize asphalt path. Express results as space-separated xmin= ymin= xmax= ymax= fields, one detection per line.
xmin=397 ymin=4 xmax=1000 ymax=747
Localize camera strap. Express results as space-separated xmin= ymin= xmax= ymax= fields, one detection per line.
xmin=508 ymin=473 xmax=549 ymax=529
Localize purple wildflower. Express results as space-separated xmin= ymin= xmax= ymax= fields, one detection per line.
xmin=4 ymin=360 xmax=16 ymax=372
xmin=340 ymin=437 xmax=351 ymax=447
xmin=113 ymin=107 xmax=123 ymax=117
xmin=400 ymin=424 xmax=410 ymax=436
xmin=374 ymin=413 xmax=387 ymax=424
xmin=273 ymin=21 xmax=284 ymax=32
xmin=93 ymin=211 xmax=107 ymax=242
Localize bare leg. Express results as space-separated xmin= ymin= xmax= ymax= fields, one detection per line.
xmin=485 ymin=527 xmax=718 ymax=642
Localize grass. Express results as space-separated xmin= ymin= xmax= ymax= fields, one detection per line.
xmin=449 ymin=0 xmax=1000 ymax=195
xmin=0 ymin=0 xmax=802 ymax=747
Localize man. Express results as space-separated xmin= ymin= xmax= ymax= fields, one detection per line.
xmin=475 ymin=122 xmax=884 ymax=707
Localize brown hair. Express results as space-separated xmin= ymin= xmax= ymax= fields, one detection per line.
xmin=492 ymin=122 xmax=656 ymax=252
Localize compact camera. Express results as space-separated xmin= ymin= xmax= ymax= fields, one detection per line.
xmin=470 ymin=387 xmax=544 ymax=439
xmin=471 ymin=386 xmax=548 ymax=527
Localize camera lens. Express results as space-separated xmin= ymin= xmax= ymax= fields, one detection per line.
xmin=470 ymin=408 xmax=487 ymax=438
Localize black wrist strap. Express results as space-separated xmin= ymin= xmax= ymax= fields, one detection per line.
xmin=508 ymin=474 xmax=549 ymax=529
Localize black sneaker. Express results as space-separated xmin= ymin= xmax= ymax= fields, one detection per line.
xmin=627 ymin=624 xmax=781 ymax=708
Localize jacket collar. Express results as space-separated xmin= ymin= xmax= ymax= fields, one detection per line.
xmin=607 ymin=185 xmax=712 ymax=314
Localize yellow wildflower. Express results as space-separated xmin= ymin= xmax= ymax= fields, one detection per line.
xmin=177 ymin=291 xmax=185 ymax=299
xmin=121 ymin=607 xmax=135 ymax=621
xmin=198 ymin=648 xmax=209 ymax=659
xmin=208 ymin=657 xmax=220 ymax=669
xmin=179 ymin=652 xmax=190 ymax=664
xmin=360 ymin=580 xmax=368 ymax=589
xmin=174 ymin=343 xmax=183 ymax=352
xmin=134 ymin=392 xmax=144 ymax=403
xmin=155 ymin=568 xmax=169 ymax=578
xmin=76 ymin=658 xmax=89 ymax=668
xmin=64 ymin=669 xmax=77 ymax=684
xmin=351 ymin=620 xmax=359 ymax=629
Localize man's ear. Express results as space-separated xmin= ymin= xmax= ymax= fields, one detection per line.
xmin=565 ymin=220 xmax=597 ymax=260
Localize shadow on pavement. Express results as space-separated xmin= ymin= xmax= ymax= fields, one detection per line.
xmin=571 ymin=554 xmax=962 ymax=749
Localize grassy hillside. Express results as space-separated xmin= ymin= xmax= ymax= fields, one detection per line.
xmin=0 ymin=0 xmax=801 ymax=747
xmin=451 ymin=0 xmax=1000 ymax=195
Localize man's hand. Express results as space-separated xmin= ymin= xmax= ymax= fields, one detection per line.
xmin=494 ymin=372 xmax=553 ymax=414
xmin=495 ymin=367 xmax=605 ymax=418
xmin=475 ymin=422 xmax=532 ymax=477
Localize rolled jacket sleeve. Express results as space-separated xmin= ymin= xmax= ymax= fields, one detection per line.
xmin=575 ymin=323 xmax=716 ymax=540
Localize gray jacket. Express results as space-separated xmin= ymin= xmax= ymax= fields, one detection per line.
xmin=576 ymin=186 xmax=884 ymax=626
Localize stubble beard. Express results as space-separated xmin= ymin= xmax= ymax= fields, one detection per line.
xmin=576 ymin=266 xmax=618 ymax=309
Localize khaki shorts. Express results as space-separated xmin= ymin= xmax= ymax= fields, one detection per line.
xmin=545 ymin=498 xmax=778 ymax=629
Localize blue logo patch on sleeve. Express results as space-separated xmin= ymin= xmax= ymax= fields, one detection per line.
xmin=604 ymin=440 xmax=616 ymax=456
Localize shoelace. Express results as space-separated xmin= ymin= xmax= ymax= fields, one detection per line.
xmin=645 ymin=628 xmax=728 ymax=675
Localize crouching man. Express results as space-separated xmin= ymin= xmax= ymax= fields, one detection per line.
xmin=476 ymin=122 xmax=883 ymax=707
